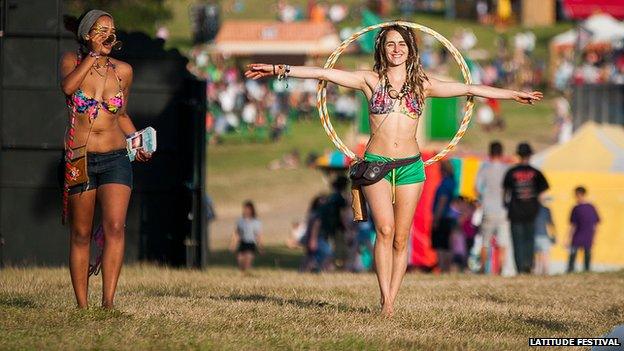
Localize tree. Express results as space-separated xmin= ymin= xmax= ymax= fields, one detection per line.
xmin=65 ymin=0 xmax=173 ymax=35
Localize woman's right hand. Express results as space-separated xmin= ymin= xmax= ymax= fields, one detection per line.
xmin=89 ymin=32 xmax=107 ymax=56
xmin=244 ymin=64 xmax=275 ymax=80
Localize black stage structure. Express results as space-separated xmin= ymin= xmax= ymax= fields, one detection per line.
xmin=0 ymin=0 xmax=207 ymax=268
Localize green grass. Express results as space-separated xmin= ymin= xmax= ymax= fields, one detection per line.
xmin=460 ymin=97 xmax=556 ymax=154
xmin=1 ymin=265 xmax=623 ymax=350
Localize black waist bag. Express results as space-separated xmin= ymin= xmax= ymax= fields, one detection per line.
xmin=349 ymin=155 xmax=421 ymax=187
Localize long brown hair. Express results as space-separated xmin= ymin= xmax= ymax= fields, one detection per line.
xmin=373 ymin=25 xmax=429 ymax=108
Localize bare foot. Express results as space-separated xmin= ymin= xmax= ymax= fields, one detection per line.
xmin=380 ymin=303 xmax=394 ymax=318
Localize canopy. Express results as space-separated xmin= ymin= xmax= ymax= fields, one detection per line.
xmin=533 ymin=122 xmax=624 ymax=267
xmin=551 ymin=13 xmax=624 ymax=49
xmin=563 ymin=0 xmax=624 ymax=20
xmin=315 ymin=150 xmax=352 ymax=170
xmin=532 ymin=121 xmax=624 ymax=173
xmin=206 ymin=20 xmax=341 ymax=55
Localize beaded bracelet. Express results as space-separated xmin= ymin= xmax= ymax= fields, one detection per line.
xmin=276 ymin=64 xmax=291 ymax=87
xmin=88 ymin=51 xmax=101 ymax=59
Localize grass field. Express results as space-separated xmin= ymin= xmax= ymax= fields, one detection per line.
xmin=1 ymin=266 xmax=623 ymax=350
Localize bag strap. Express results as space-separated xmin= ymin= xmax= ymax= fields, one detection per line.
xmin=62 ymin=58 xmax=110 ymax=223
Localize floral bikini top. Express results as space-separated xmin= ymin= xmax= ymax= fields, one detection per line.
xmin=66 ymin=52 xmax=124 ymax=121
xmin=369 ymin=77 xmax=422 ymax=119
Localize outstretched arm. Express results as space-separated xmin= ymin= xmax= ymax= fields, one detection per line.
xmin=245 ymin=64 xmax=371 ymax=94
xmin=425 ymin=77 xmax=543 ymax=104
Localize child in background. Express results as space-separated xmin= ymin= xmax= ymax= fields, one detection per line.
xmin=449 ymin=197 xmax=470 ymax=272
xmin=567 ymin=186 xmax=600 ymax=273
xmin=534 ymin=197 xmax=556 ymax=275
xmin=229 ymin=200 xmax=264 ymax=272
xmin=450 ymin=197 xmax=479 ymax=273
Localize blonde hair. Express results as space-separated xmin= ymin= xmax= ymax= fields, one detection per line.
xmin=373 ymin=25 xmax=429 ymax=108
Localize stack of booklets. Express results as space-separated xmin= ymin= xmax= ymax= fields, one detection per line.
xmin=126 ymin=127 xmax=157 ymax=161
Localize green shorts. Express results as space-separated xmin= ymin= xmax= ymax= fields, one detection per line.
xmin=363 ymin=152 xmax=426 ymax=185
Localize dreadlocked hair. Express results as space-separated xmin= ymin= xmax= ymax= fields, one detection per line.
xmin=373 ymin=25 xmax=429 ymax=109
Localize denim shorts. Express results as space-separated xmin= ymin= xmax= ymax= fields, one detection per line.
xmin=68 ymin=149 xmax=133 ymax=195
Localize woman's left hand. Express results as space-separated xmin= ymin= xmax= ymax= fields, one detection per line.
xmin=513 ymin=91 xmax=543 ymax=105
xmin=136 ymin=149 xmax=152 ymax=162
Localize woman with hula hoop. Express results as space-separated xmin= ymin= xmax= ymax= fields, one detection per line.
xmin=245 ymin=24 xmax=541 ymax=316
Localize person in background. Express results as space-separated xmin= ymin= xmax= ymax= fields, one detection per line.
xmin=567 ymin=186 xmax=600 ymax=273
xmin=553 ymin=96 xmax=572 ymax=144
xmin=299 ymin=194 xmax=326 ymax=272
xmin=450 ymin=197 xmax=471 ymax=273
xmin=229 ymin=200 xmax=264 ymax=272
xmin=317 ymin=176 xmax=349 ymax=270
xmin=431 ymin=160 xmax=458 ymax=273
xmin=533 ymin=197 xmax=556 ymax=275
xmin=476 ymin=141 xmax=515 ymax=276
xmin=503 ymin=142 xmax=549 ymax=274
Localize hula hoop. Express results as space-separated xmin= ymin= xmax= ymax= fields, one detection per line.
xmin=316 ymin=20 xmax=474 ymax=167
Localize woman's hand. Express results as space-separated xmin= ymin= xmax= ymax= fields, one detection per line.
xmin=135 ymin=150 xmax=152 ymax=162
xmin=512 ymin=91 xmax=543 ymax=105
xmin=244 ymin=63 xmax=275 ymax=80
xmin=90 ymin=32 xmax=107 ymax=55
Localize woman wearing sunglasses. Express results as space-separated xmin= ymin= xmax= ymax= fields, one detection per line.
xmin=61 ymin=9 xmax=151 ymax=309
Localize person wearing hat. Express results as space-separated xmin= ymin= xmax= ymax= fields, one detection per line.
xmin=60 ymin=9 xmax=151 ymax=308
xmin=503 ymin=142 xmax=549 ymax=274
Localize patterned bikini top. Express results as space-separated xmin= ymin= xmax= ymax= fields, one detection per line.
xmin=66 ymin=52 xmax=124 ymax=121
xmin=369 ymin=77 xmax=422 ymax=119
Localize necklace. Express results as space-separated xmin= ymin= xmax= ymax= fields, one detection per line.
xmin=93 ymin=57 xmax=110 ymax=69
xmin=385 ymin=78 xmax=409 ymax=100
xmin=90 ymin=66 xmax=106 ymax=77
xmin=90 ymin=58 xmax=110 ymax=77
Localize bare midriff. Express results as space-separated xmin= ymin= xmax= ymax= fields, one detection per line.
xmin=366 ymin=111 xmax=420 ymax=158
xmin=69 ymin=110 xmax=126 ymax=152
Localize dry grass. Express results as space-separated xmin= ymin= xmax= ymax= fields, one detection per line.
xmin=1 ymin=265 xmax=623 ymax=350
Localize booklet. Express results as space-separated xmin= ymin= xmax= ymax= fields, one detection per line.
xmin=126 ymin=126 xmax=157 ymax=161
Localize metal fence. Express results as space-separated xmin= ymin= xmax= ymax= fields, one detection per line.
xmin=571 ymin=84 xmax=624 ymax=129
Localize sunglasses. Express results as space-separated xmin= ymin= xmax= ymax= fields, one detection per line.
xmin=90 ymin=25 xmax=123 ymax=51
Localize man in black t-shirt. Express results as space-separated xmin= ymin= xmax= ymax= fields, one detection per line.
xmin=503 ymin=142 xmax=549 ymax=273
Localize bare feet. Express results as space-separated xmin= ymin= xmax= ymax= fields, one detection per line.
xmin=379 ymin=295 xmax=394 ymax=317
xmin=380 ymin=303 xmax=394 ymax=317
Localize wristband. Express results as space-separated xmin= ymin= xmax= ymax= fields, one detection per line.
xmin=88 ymin=51 xmax=101 ymax=59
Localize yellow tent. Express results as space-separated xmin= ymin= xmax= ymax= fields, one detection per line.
xmin=532 ymin=122 xmax=624 ymax=266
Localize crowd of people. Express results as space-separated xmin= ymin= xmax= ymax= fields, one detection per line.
xmin=204 ymin=60 xmax=356 ymax=144
xmin=226 ymin=140 xmax=601 ymax=276
xmin=430 ymin=141 xmax=600 ymax=276
xmin=554 ymin=51 xmax=624 ymax=91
